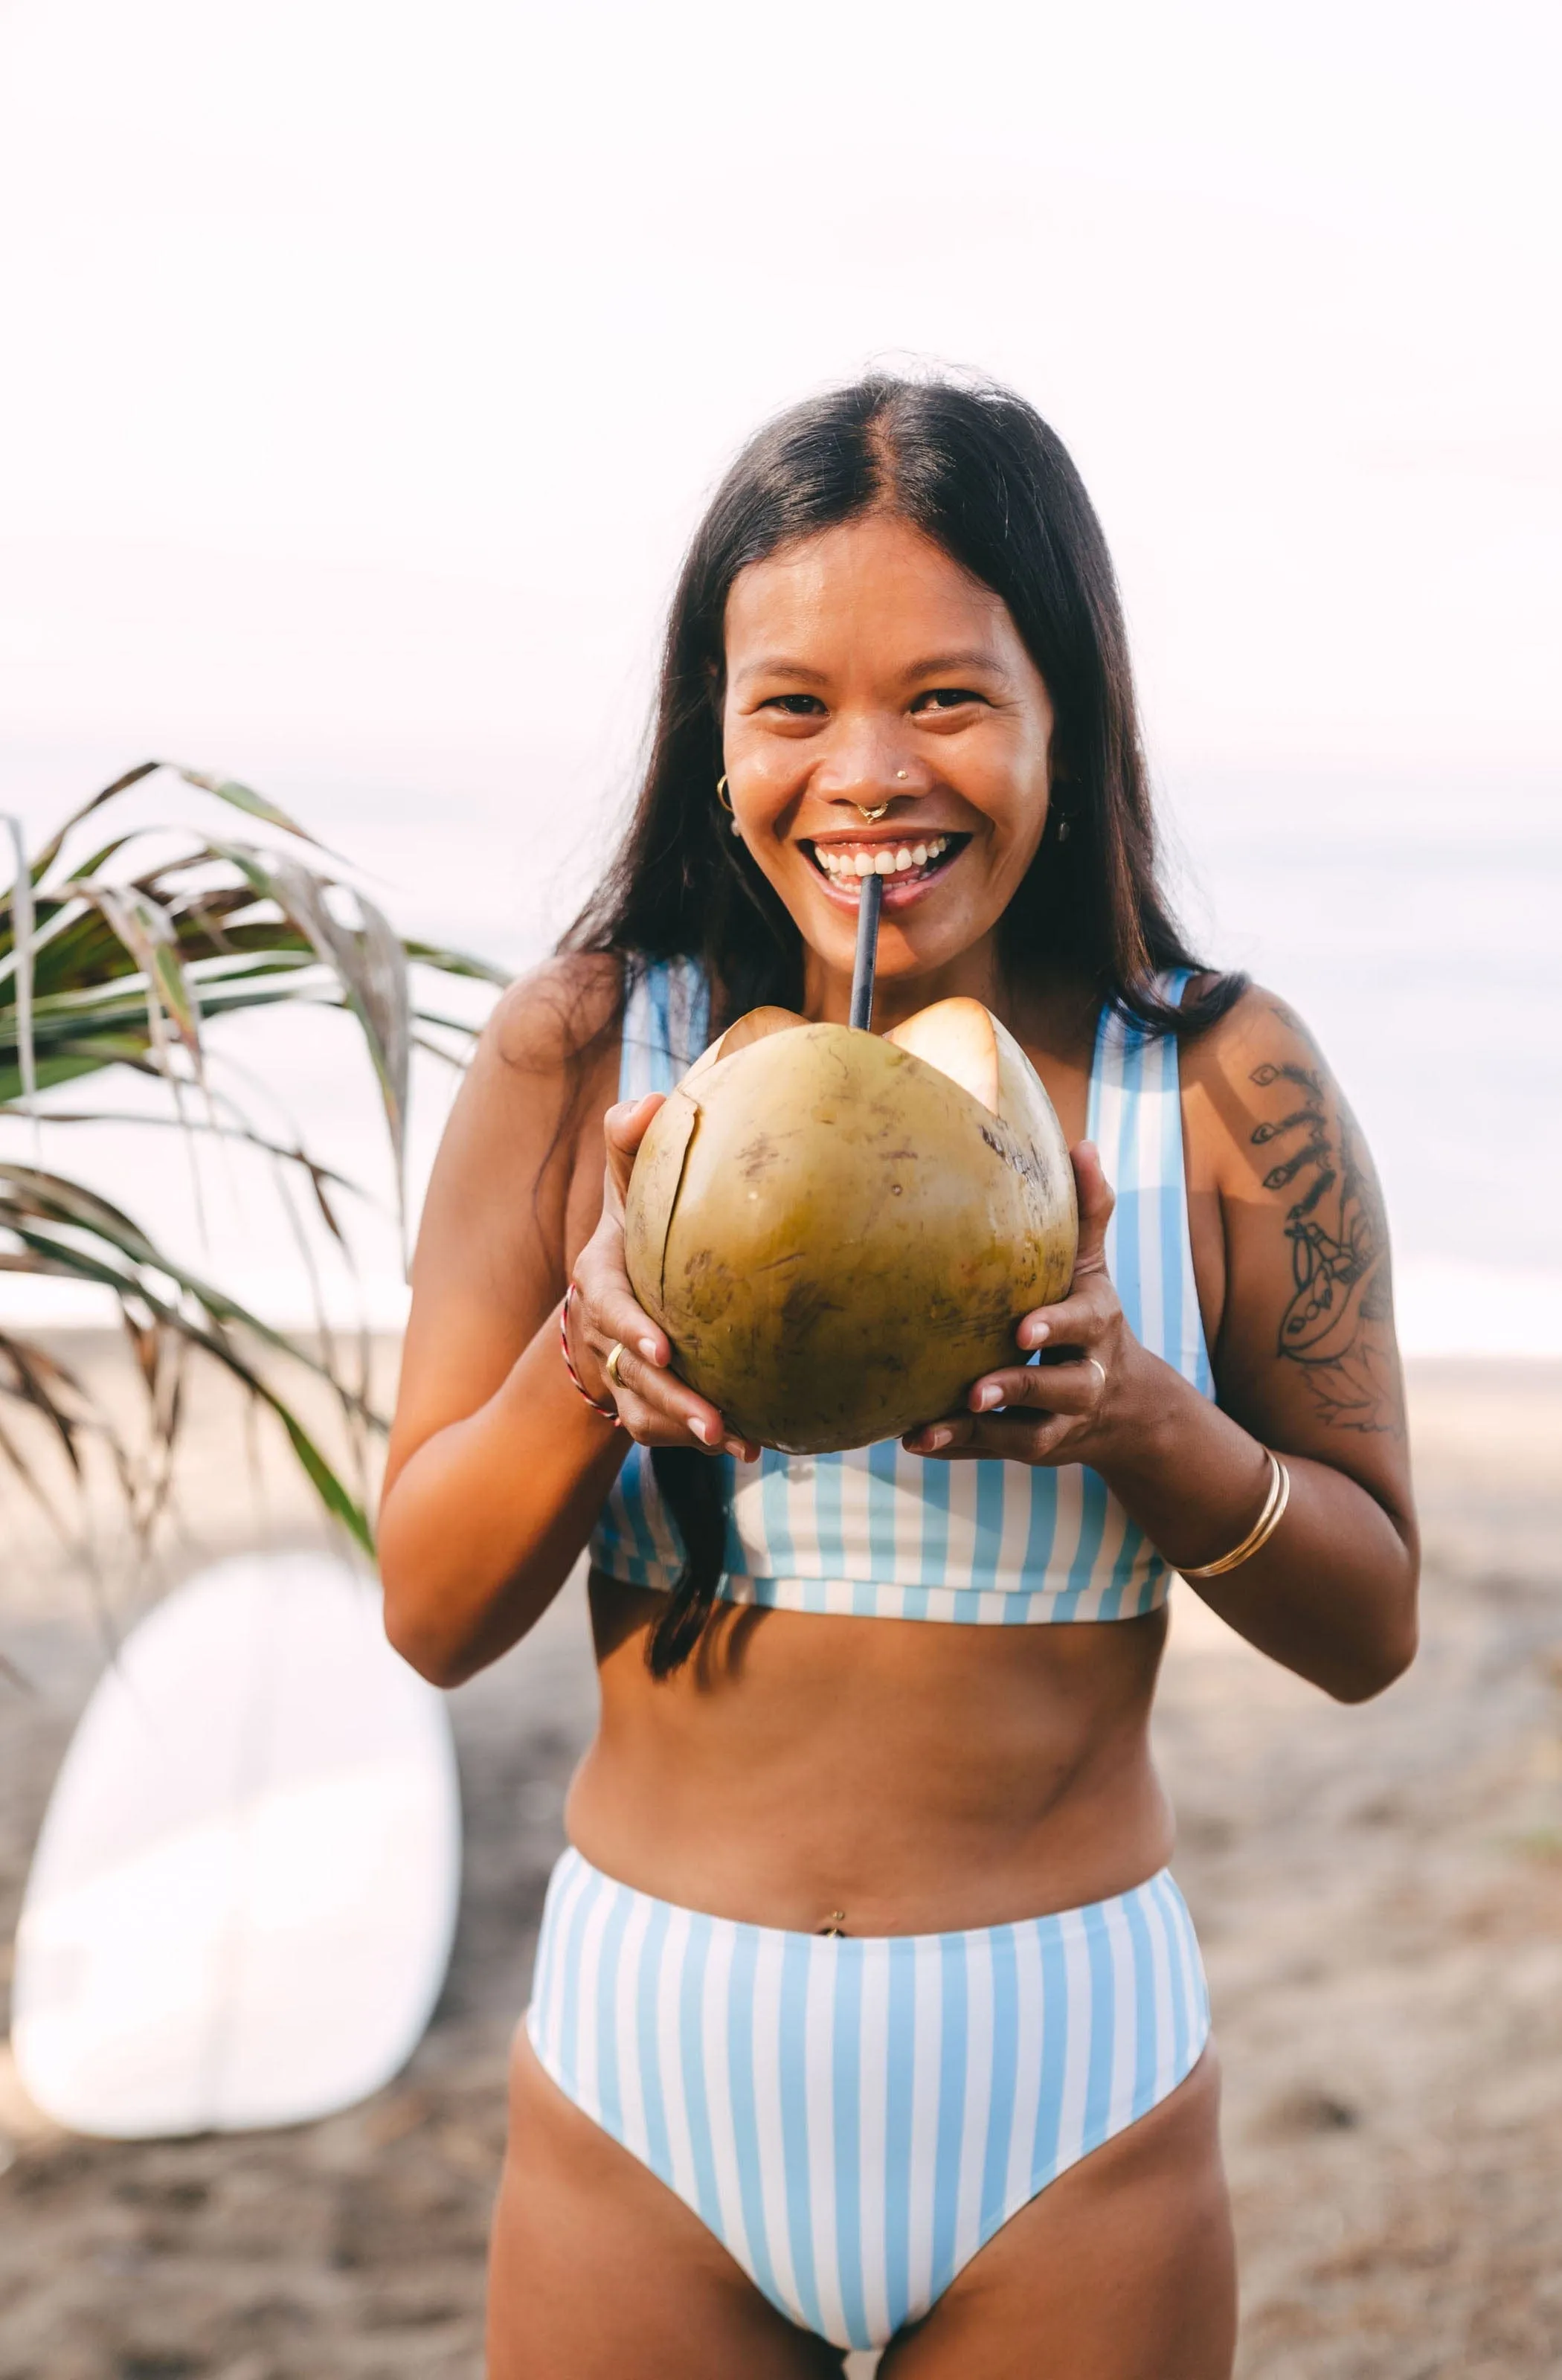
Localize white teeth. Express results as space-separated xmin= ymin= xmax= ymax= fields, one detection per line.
xmin=811 ymin=833 xmax=954 ymax=880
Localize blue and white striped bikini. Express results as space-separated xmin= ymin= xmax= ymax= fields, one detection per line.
xmin=527 ymin=960 xmax=1214 ymax=2352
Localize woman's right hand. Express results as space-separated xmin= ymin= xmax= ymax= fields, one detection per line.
xmin=568 ymin=1095 xmax=760 ymax=1461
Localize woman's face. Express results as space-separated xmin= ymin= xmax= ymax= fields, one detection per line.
xmin=720 ymin=513 xmax=1057 ymax=1005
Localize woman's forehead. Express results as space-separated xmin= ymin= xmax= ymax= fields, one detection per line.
xmin=724 ymin=516 xmax=1020 ymax=673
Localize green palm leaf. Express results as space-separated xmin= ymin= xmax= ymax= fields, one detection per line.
xmin=1 ymin=762 xmax=507 ymax=1560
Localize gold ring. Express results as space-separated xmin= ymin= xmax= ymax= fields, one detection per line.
xmin=605 ymin=1342 xmax=627 ymax=1389
xmin=1087 ymin=1357 xmax=1107 ymax=1392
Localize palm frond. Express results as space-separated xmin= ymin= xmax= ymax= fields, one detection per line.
xmin=0 ymin=762 xmax=508 ymax=1561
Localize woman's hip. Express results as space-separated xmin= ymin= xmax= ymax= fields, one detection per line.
xmin=524 ymin=1844 xmax=1210 ymax=2351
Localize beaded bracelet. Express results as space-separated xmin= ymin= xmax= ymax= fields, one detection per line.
xmin=559 ymin=1282 xmax=620 ymax=1424
xmin=1180 ymin=1448 xmax=1291 ymax=1579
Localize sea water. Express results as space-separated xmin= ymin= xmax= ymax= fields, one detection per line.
xmin=1164 ymin=770 xmax=1561 ymax=1357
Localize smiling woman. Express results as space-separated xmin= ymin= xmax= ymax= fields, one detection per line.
xmin=377 ymin=375 xmax=1418 ymax=2379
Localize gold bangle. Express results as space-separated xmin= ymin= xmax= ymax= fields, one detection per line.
xmin=1180 ymin=1450 xmax=1291 ymax=1579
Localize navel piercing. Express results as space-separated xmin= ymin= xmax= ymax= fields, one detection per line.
xmin=817 ymin=1911 xmax=848 ymax=1937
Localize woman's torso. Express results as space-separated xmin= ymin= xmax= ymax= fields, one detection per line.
xmin=567 ymin=960 xmax=1221 ymax=1934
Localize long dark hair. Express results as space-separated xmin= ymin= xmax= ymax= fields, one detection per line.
xmin=562 ymin=372 xmax=1244 ymax=1673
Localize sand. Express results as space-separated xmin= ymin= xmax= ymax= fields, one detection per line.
xmin=1 ymin=1343 xmax=1560 ymax=2378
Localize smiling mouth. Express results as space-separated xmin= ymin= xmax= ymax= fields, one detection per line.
xmin=804 ymin=833 xmax=968 ymax=897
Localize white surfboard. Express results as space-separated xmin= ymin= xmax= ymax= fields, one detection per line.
xmin=11 ymin=1549 xmax=462 ymax=2139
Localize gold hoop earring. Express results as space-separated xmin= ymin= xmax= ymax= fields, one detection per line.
xmin=716 ymin=775 xmax=733 ymax=812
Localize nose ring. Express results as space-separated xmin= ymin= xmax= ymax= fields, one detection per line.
xmin=855 ymin=802 xmax=890 ymax=821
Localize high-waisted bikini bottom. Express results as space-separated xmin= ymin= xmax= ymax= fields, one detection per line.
xmin=525 ymin=1847 xmax=1211 ymax=2352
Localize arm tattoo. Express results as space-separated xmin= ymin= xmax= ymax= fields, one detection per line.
xmin=1249 ymin=1057 xmax=1401 ymax=1433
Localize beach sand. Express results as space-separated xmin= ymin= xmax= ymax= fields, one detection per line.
xmin=1 ymin=1345 xmax=1559 ymax=2378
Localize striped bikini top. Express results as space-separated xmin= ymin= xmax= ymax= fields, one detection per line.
xmin=589 ymin=960 xmax=1215 ymax=1624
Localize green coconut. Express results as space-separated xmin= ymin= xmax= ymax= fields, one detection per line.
xmin=623 ymin=998 xmax=1078 ymax=1454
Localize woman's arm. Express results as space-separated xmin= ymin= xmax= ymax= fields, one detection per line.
xmin=377 ymin=957 xmax=624 ymax=1685
xmin=905 ymin=990 xmax=1418 ymax=1703
xmin=379 ymin=956 xmax=752 ymax=1688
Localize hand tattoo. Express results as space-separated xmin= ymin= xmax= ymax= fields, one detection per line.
xmin=1249 ymin=1055 xmax=1401 ymax=1433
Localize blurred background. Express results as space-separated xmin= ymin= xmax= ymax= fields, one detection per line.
xmin=1 ymin=4 xmax=1558 ymax=2376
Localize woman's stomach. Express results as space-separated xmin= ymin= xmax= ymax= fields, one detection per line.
xmin=564 ymin=1572 xmax=1176 ymax=1934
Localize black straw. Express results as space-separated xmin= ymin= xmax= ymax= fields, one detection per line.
xmin=849 ymin=870 xmax=883 ymax=1031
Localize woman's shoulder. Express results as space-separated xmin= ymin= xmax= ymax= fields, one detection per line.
xmin=483 ymin=950 xmax=625 ymax=1082
xmin=1176 ymin=978 xmax=1370 ymax=1196
xmin=1179 ymin=976 xmax=1328 ymax=1081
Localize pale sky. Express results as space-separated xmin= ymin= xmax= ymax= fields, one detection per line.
xmin=1 ymin=1 xmax=1559 ymax=1350
xmin=2 ymin=0 xmax=1557 ymax=813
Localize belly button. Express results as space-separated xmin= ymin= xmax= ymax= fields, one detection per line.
xmin=817 ymin=1910 xmax=847 ymax=1937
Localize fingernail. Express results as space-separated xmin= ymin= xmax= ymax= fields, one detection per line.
xmin=925 ymin=1426 xmax=953 ymax=1451
xmin=973 ymin=1383 xmax=1003 ymax=1412
xmin=723 ymin=1437 xmax=747 ymax=1459
xmin=690 ymin=1417 xmax=717 ymax=1445
xmin=1021 ymin=1319 xmax=1050 ymax=1348
xmin=638 ymin=1338 xmax=660 ymax=1361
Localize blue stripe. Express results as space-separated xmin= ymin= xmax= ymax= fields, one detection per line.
xmin=916 ymin=1456 xmax=951 ymax=1608
xmin=678 ymin=1917 xmax=722 ymax=2229
xmin=1113 ymin=1017 xmax=1148 ymax=1339
xmin=637 ymin=1894 xmax=673 ymax=2181
xmin=760 ymin=1450 xmax=799 ymax=1577
xmin=832 ymin=1946 xmax=867 ymax=2347
xmin=1084 ymin=997 xmax=1112 ymax=1142
xmin=973 ymin=1457 xmax=1006 ymax=1572
xmin=724 ymin=1922 xmax=782 ymax=2312
xmin=867 ymin=1440 xmax=899 ymax=1573
xmin=648 ymin=965 xmax=673 ymax=1093
xmin=1080 ymin=1903 xmax=1119 ymax=2155
xmin=1020 ymin=1469 xmax=1059 ymax=1588
xmin=1122 ymin=1887 xmax=1158 ymax=2120
xmin=979 ymin=1926 xmax=1021 ymax=2234
xmin=929 ymin=1931 xmax=969 ymax=2300
xmin=553 ymin=1861 xmax=595 ymax=2098
xmin=815 ymin=1449 xmax=846 ymax=1579
xmin=611 ymin=1450 xmax=663 ymax=1580
xmin=594 ymin=1883 xmax=632 ymax=2135
xmin=777 ymin=1929 xmax=826 ymax=2335
xmin=1099 ymin=1514 xmax=1148 ymax=1621
xmin=1052 ymin=1467 xmax=1110 ymax=1618
xmin=883 ymin=1937 xmax=916 ymax=2333
xmin=1031 ymin=1905 xmax=1070 ymax=2187
xmin=1157 ymin=1030 xmax=1185 ymax=1379
xmin=1156 ymin=1874 xmax=1192 ymax=2076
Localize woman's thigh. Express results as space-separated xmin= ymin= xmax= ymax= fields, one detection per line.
xmin=879 ymin=2047 xmax=1236 ymax=2380
xmin=487 ymin=2032 xmax=847 ymax=2380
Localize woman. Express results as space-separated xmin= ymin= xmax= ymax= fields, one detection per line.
xmin=379 ymin=376 xmax=1418 ymax=2378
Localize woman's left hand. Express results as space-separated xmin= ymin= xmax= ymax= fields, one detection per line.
xmin=902 ymin=1142 xmax=1140 ymax=1467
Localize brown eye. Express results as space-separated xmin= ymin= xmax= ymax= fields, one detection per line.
xmin=762 ymin=694 xmax=826 ymax=715
xmin=913 ymin=687 xmax=984 ymax=712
